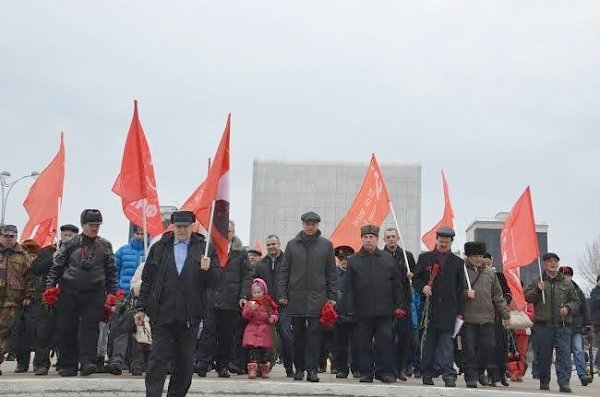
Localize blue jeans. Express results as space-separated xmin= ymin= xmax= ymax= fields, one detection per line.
xmin=534 ymin=324 xmax=572 ymax=386
xmin=571 ymin=332 xmax=587 ymax=379
xmin=421 ymin=328 xmax=456 ymax=381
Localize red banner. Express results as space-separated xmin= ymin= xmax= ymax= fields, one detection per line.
xmin=330 ymin=154 xmax=391 ymax=252
xmin=112 ymin=100 xmax=164 ymax=236
xmin=422 ymin=170 xmax=454 ymax=251
xmin=21 ymin=133 xmax=65 ymax=246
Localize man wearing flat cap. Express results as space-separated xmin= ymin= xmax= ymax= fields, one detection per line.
xmin=525 ymin=253 xmax=580 ymax=393
xmin=277 ymin=211 xmax=338 ymax=382
xmin=460 ymin=241 xmax=510 ymax=388
xmin=345 ymin=225 xmax=406 ymax=383
xmin=45 ymin=209 xmax=117 ymax=377
xmin=135 ymin=210 xmax=222 ymax=397
xmin=29 ymin=223 xmax=78 ymax=375
xmin=0 ymin=225 xmax=35 ymax=376
xmin=413 ymin=226 xmax=466 ymax=387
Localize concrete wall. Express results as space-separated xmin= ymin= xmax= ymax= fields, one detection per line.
xmin=250 ymin=158 xmax=421 ymax=254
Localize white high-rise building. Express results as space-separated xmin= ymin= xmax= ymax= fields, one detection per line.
xmin=250 ymin=158 xmax=421 ymax=253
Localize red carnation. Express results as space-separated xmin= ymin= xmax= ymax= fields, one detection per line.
xmin=319 ymin=301 xmax=338 ymax=328
xmin=394 ymin=308 xmax=407 ymax=318
xmin=115 ymin=289 xmax=127 ymax=300
xmin=42 ymin=287 xmax=60 ymax=306
xmin=105 ymin=293 xmax=118 ymax=307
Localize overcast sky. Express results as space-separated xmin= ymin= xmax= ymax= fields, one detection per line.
xmin=1 ymin=1 xmax=599 ymax=279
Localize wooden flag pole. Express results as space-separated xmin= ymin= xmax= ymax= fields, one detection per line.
xmin=204 ymin=200 xmax=216 ymax=257
xmin=388 ymin=201 xmax=412 ymax=274
xmin=142 ymin=200 xmax=149 ymax=259
xmin=537 ymin=257 xmax=546 ymax=304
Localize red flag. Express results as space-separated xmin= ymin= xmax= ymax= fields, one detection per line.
xmin=194 ymin=114 xmax=230 ymax=267
xmin=112 ymin=100 xmax=164 ymax=236
xmin=255 ymin=240 xmax=264 ymax=257
xmin=501 ymin=186 xmax=539 ymax=309
xmin=330 ymin=154 xmax=391 ymax=252
xmin=422 ymin=170 xmax=454 ymax=251
xmin=21 ymin=133 xmax=65 ymax=246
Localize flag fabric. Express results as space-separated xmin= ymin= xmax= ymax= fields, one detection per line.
xmin=501 ymin=186 xmax=539 ymax=309
xmin=255 ymin=240 xmax=264 ymax=256
xmin=329 ymin=154 xmax=391 ymax=252
xmin=421 ymin=170 xmax=454 ymax=251
xmin=112 ymin=100 xmax=164 ymax=236
xmin=193 ymin=114 xmax=231 ymax=267
xmin=21 ymin=132 xmax=66 ymax=247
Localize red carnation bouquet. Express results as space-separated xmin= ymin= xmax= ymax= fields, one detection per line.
xmin=319 ymin=301 xmax=338 ymax=328
xmin=425 ymin=262 xmax=441 ymax=286
xmin=103 ymin=289 xmax=126 ymax=321
xmin=42 ymin=287 xmax=60 ymax=306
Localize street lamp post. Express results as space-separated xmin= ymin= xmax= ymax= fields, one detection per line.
xmin=0 ymin=170 xmax=39 ymax=225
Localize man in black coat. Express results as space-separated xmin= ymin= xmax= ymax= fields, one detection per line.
xmin=46 ymin=209 xmax=117 ymax=377
xmin=382 ymin=227 xmax=415 ymax=381
xmin=346 ymin=225 xmax=406 ymax=383
xmin=253 ymin=234 xmax=294 ymax=377
xmin=591 ymin=275 xmax=600 ymax=372
xmin=276 ymin=211 xmax=338 ymax=383
xmin=134 ymin=211 xmax=221 ymax=397
xmin=412 ymin=227 xmax=466 ymax=387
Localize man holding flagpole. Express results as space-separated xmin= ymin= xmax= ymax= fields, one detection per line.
xmin=525 ymin=252 xmax=580 ymax=393
xmin=135 ymin=210 xmax=222 ymax=397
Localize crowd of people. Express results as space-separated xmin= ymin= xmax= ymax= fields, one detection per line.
xmin=0 ymin=209 xmax=599 ymax=397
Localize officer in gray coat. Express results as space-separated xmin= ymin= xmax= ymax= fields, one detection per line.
xmin=277 ymin=211 xmax=338 ymax=383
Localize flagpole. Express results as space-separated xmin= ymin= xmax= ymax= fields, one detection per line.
xmin=537 ymin=257 xmax=546 ymax=304
xmin=143 ymin=200 xmax=149 ymax=259
xmin=388 ymin=201 xmax=412 ymax=274
xmin=204 ymin=200 xmax=216 ymax=257
xmin=55 ymin=196 xmax=61 ymax=250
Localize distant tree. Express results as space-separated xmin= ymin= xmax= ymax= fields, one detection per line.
xmin=578 ymin=235 xmax=600 ymax=293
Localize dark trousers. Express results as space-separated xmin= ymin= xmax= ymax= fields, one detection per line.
xmin=214 ymin=308 xmax=239 ymax=369
xmin=331 ymin=321 xmax=357 ymax=373
xmin=276 ymin=308 xmax=294 ymax=372
xmin=421 ymin=327 xmax=456 ymax=381
xmin=356 ymin=316 xmax=394 ymax=377
xmin=394 ymin=315 xmax=412 ymax=373
xmin=33 ymin=303 xmax=58 ymax=370
xmin=291 ymin=316 xmax=321 ymax=373
xmin=492 ymin=318 xmax=507 ymax=380
xmin=319 ymin=328 xmax=334 ymax=369
xmin=15 ymin=305 xmax=36 ymax=367
xmin=230 ymin=312 xmax=246 ymax=369
xmin=194 ymin=309 xmax=216 ymax=368
xmin=534 ymin=324 xmax=572 ymax=387
xmin=462 ymin=323 xmax=495 ymax=382
xmin=57 ymin=289 xmax=104 ymax=371
xmin=145 ymin=321 xmax=198 ymax=397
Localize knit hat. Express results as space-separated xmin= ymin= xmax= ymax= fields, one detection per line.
xmin=252 ymin=278 xmax=269 ymax=296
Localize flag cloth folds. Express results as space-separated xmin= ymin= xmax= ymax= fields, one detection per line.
xmin=422 ymin=170 xmax=454 ymax=251
xmin=193 ymin=114 xmax=231 ymax=267
xmin=112 ymin=100 xmax=164 ymax=236
xmin=21 ymin=132 xmax=66 ymax=246
xmin=329 ymin=154 xmax=391 ymax=252
xmin=501 ymin=186 xmax=539 ymax=310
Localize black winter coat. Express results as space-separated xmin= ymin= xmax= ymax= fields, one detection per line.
xmin=46 ymin=234 xmax=117 ymax=294
xmin=253 ymin=252 xmax=284 ymax=300
xmin=212 ymin=236 xmax=252 ymax=311
xmin=346 ymin=248 xmax=405 ymax=318
xmin=591 ymin=285 xmax=600 ymax=325
xmin=383 ymin=246 xmax=415 ymax=305
xmin=276 ymin=231 xmax=338 ymax=317
xmin=412 ymin=250 xmax=466 ymax=332
xmin=29 ymin=246 xmax=56 ymax=301
xmin=572 ymin=281 xmax=591 ymax=331
xmin=137 ymin=232 xmax=221 ymax=325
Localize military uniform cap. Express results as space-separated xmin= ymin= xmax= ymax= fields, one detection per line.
xmin=334 ymin=245 xmax=355 ymax=258
xmin=0 ymin=224 xmax=18 ymax=236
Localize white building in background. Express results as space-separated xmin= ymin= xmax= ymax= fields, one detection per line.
xmin=249 ymin=158 xmax=421 ymax=253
